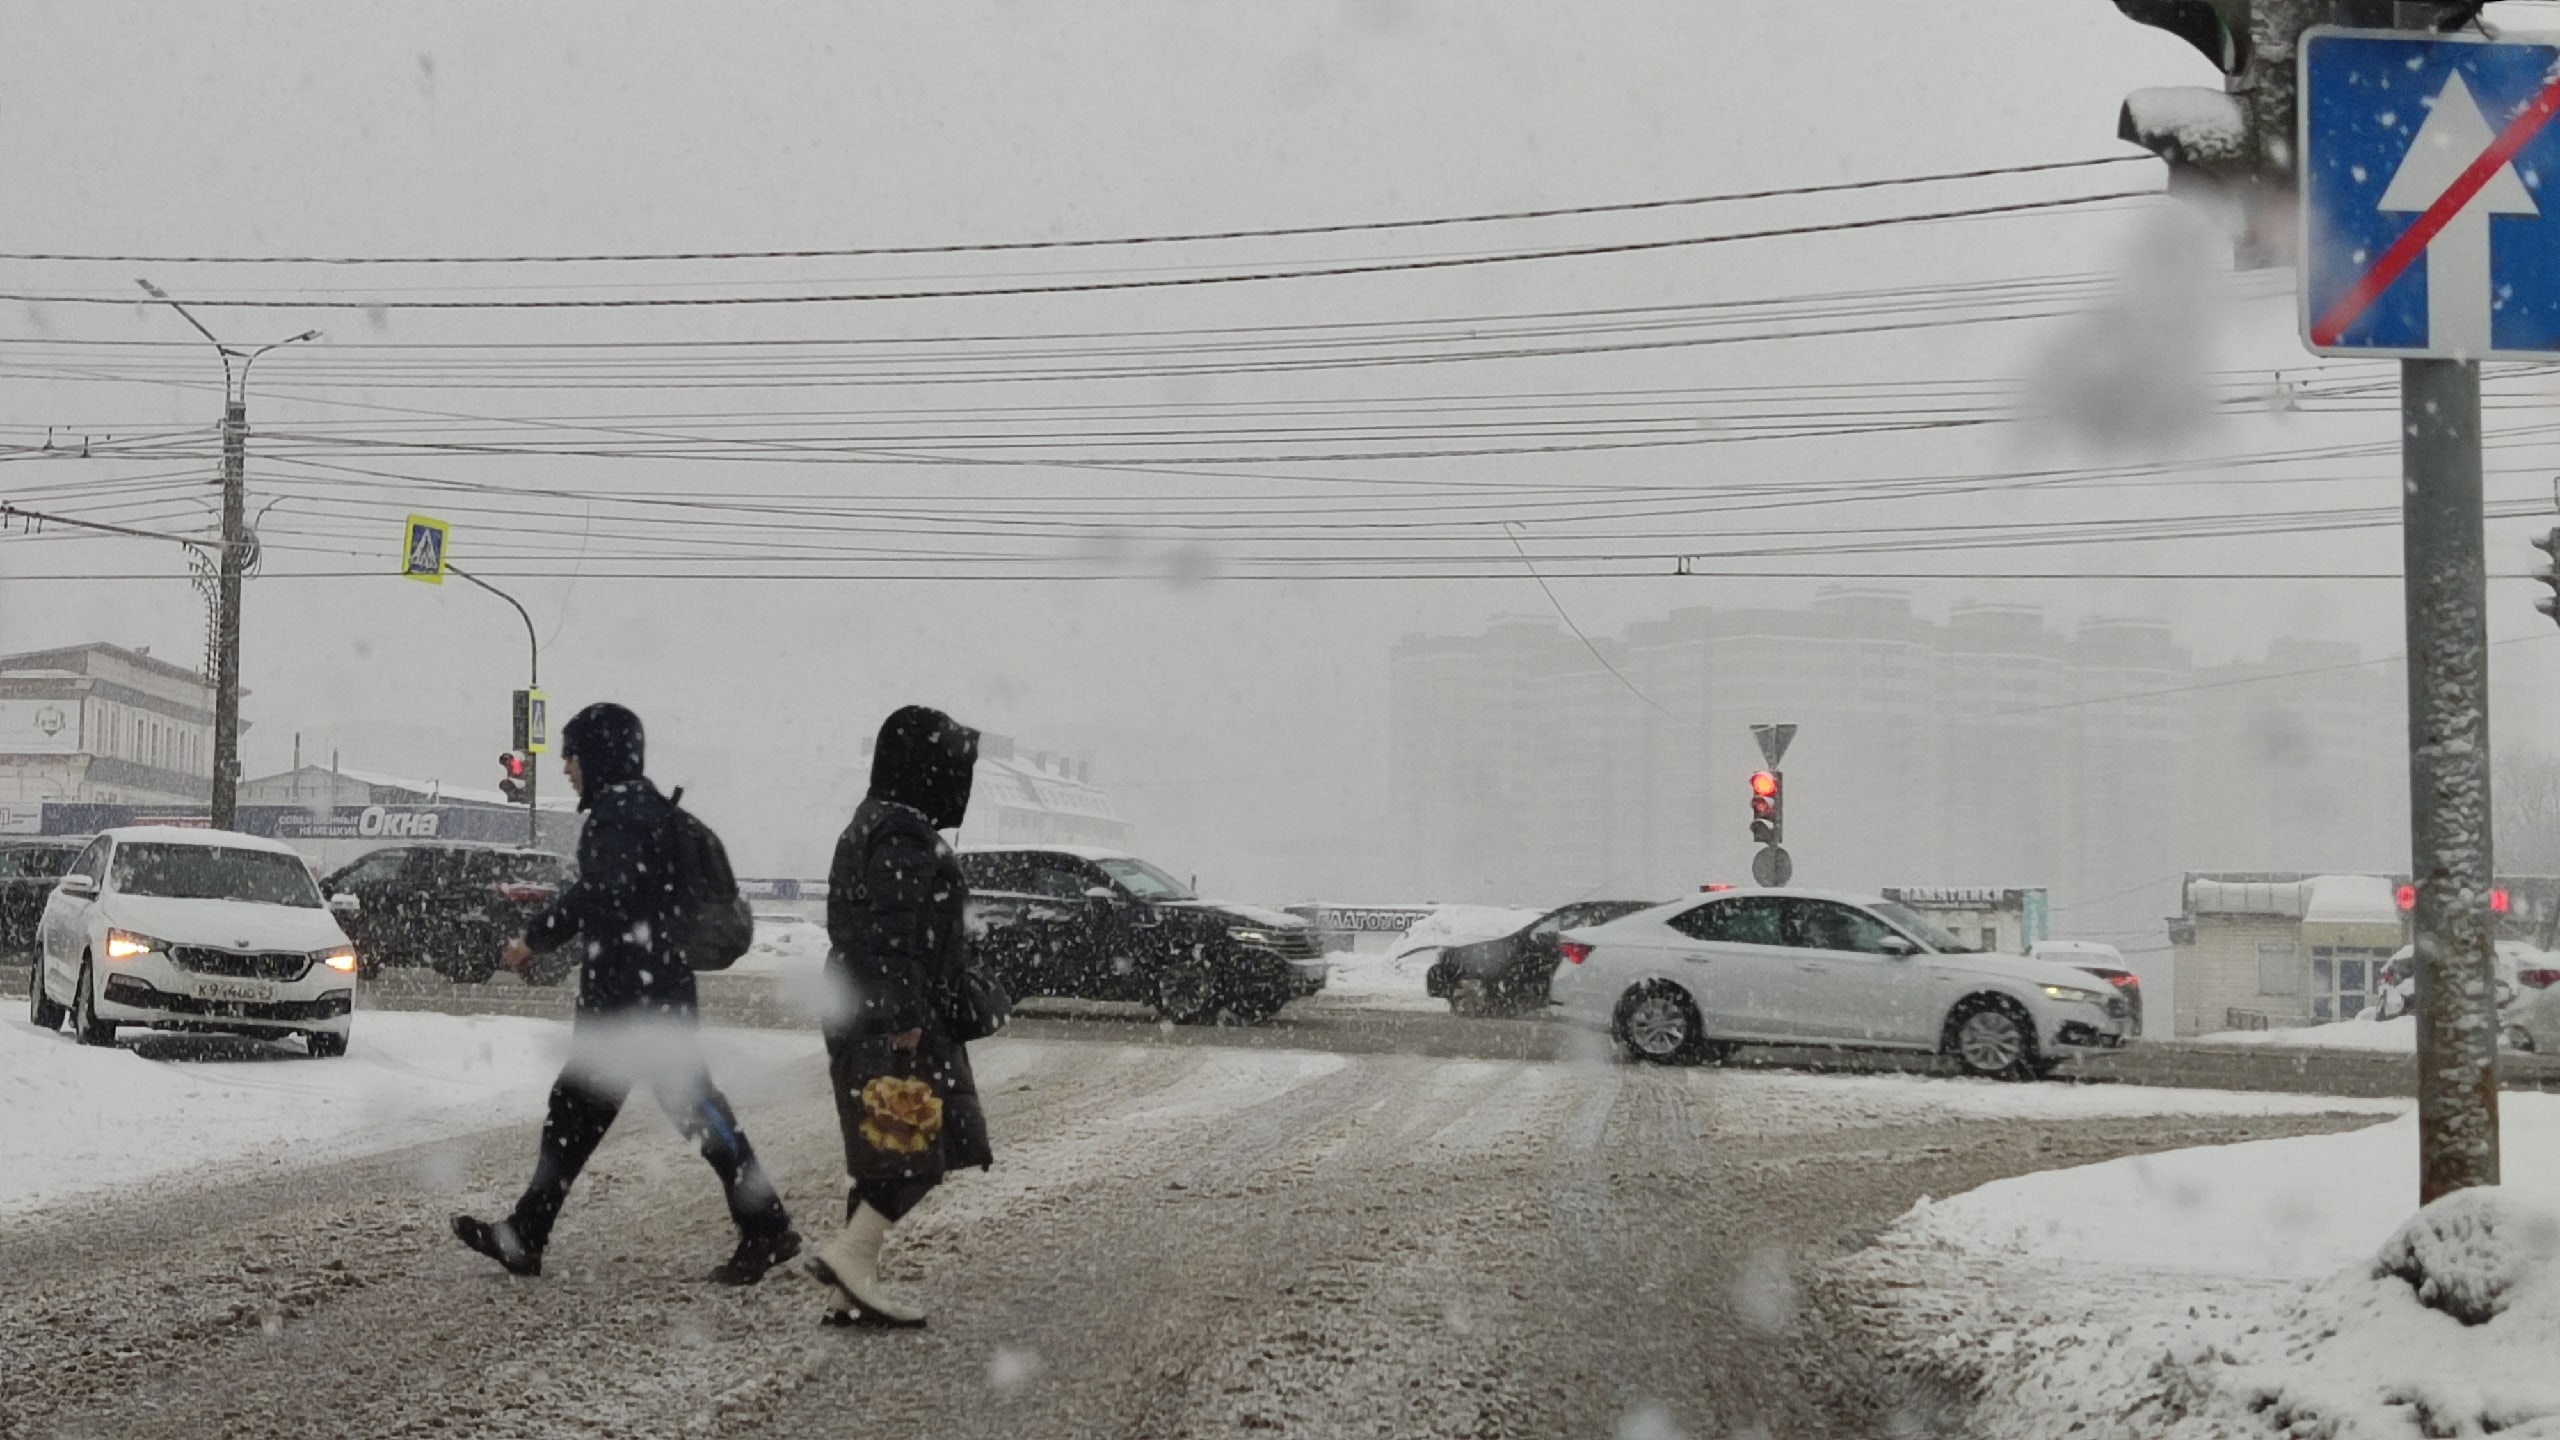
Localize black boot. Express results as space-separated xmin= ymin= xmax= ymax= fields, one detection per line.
xmin=706 ymin=1227 xmax=803 ymax=1286
xmin=452 ymin=1214 xmax=542 ymax=1277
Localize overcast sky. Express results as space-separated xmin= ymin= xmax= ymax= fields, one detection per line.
xmin=9 ymin=1 xmax=2560 ymax=895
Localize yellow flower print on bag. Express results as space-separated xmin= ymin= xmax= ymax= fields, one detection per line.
xmin=859 ymin=1074 xmax=945 ymax=1155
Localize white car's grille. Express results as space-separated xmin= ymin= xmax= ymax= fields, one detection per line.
xmin=170 ymin=946 xmax=312 ymax=982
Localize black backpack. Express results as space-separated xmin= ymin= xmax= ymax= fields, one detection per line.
xmin=665 ymin=787 xmax=754 ymax=972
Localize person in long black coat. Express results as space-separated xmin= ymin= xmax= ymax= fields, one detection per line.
xmin=804 ymin=704 xmax=991 ymax=1328
xmin=450 ymin=702 xmax=800 ymax=1284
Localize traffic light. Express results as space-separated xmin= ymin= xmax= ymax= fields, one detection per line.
xmin=1749 ymin=769 xmax=1783 ymax=847
xmin=499 ymin=750 xmax=531 ymax=805
xmin=2533 ymin=527 xmax=2560 ymax=626
xmin=2109 ymin=0 xmax=2395 ymax=269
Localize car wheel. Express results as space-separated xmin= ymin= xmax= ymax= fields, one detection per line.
xmin=1615 ymin=983 xmax=1710 ymax=1065
xmin=27 ymin=958 xmax=65 ymax=1031
xmin=306 ymin=1029 xmax=349 ymax=1059
xmin=1152 ymin=954 xmax=1220 ymax=1025
xmin=1449 ymin=977 xmax=1496 ymax=1018
xmin=1945 ymin=996 xmax=2040 ymax=1081
xmin=71 ymin=956 xmax=116 ymax=1047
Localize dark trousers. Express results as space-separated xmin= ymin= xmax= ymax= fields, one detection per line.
xmin=854 ymin=1177 xmax=938 ymax=1223
xmin=508 ymin=1059 xmax=790 ymax=1251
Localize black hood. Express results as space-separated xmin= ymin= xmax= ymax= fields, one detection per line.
xmin=560 ymin=702 xmax=646 ymax=802
xmin=869 ymin=705 xmax=979 ymax=830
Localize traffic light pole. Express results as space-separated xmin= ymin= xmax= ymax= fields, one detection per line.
xmin=2401 ymin=354 xmax=2500 ymax=1204
xmin=448 ymin=564 xmax=540 ymax=847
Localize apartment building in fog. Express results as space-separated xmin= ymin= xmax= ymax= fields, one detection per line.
xmin=1386 ymin=592 xmax=2405 ymax=937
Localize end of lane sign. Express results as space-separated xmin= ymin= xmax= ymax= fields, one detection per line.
xmin=2301 ymin=28 xmax=2560 ymax=361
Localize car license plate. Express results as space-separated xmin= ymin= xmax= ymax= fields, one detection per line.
xmin=197 ymin=978 xmax=276 ymax=1004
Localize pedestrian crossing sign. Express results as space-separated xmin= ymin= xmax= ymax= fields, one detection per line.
xmin=402 ymin=514 xmax=448 ymax=585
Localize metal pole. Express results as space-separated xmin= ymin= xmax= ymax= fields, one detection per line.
xmin=448 ymin=564 xmax=541 ymax=846
xmin=2402 ymin=354 xmax=2500 ymax=1204
xmin=211 ymin=388 xmax=245 ymax=828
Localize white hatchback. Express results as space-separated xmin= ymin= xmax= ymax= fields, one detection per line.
xmin=28 ymin=826 xmax=360 ymax=1057
xmin=1549 ymin=887 xmax=2131 ymax=1079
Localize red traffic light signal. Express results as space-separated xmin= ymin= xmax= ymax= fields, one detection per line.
xmin=499 ymin=751 xmax=531 ymax=804
xmin=1749 ymin=769 xmax=1783 ymax=846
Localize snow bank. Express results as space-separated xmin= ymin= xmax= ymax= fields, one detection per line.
xmin=0 ymin=1010 xmax=819 ymax=1219
xmin=1856 ymin=1094 xmax=2560 ymax=1438
xmin=1385 ymin=905 xmax=1543 ymax=963
xmin=2192 ymin=1016 xmax=2429 ymax=1052
xmin=1299 ymin=904 xmax=1543 ymax=1012
xmin=728 ymin=910 xmax=830 ymax=977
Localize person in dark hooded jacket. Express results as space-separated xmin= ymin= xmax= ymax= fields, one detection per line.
xmin=451 ymin=702 xmax=800 ymax=1285
xmin=803 ymin=704 xmax=990 ymax=1328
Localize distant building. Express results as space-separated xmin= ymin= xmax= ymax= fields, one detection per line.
xmin=0 ymin=643 xmax=217 ymax=827
xmin=1386 ymin=594 xmax=2407 ymax=931
xmin=2167 ymin=873 xmax=2406 ymax=1035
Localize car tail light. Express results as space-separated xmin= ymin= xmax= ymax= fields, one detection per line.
xmin=494 ymin=882 xmax=557 ymax=905
xmin=2519 ymin=968 xmax=2560 ymax=990
xmin=2104 ymin=973 xmax=2139 ymax=988
xmin=1559 ymin=941 xmax=1592 ymax=966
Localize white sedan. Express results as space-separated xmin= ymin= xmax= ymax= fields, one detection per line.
xmin=28 ymin=826 xmax=360 ymax=1057
xmin=1549 ymin=887 xmax=2131 ymax=1079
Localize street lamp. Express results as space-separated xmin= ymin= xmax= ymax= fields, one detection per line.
xmin=135 ymin=278 xmax=319 ymax=829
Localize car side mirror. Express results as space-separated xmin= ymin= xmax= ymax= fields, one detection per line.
xmin=329 ymin=892 xmax=362 ymax=917
xmin=1084 ymin=886 xmax=1121 ymax=906
xmin=1877 ymin=934 xmax=1919 ymax=958
xmin=55 ymin=873 xmax=97 ymax=899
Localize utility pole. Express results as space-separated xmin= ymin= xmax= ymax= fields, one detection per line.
xmin=135 ymin=279 xmax=317 ymax=830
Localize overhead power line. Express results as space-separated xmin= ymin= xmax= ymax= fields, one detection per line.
xmin=0 ymin=191 xmax=2159 ymax=309
xmin=0 ymin=156 xmax=2153 ymax=266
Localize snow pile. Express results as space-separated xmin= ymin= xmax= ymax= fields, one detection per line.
xmin=0 ymin=1010 xmax=819 ymax=1218
xmin=1313 ymin=904 xmax=1545 ymax=1011
xmin=1385 ymin=905 xmax=1544 ymax=964
xmin=728 ymin=909 xmax=830 ymax=976
xmin=1849 ymin=1096 xmax=2560 ymax=1438
xmin=2195 ymin=1014 xmax=2531 ymax=1054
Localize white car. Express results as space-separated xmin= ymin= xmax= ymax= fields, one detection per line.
xmin=1549 ymin=887 xmax=2131 ymax=1079
xmin=27 ymin=826 xmax=360 ymax=1057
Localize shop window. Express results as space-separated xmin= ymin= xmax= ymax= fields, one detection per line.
xmin=2311 ymin=946 xmax=2393 ymax=1022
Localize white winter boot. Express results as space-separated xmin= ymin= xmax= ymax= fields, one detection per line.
xmin=804 ymin=1202 xmax=926 ymax=1328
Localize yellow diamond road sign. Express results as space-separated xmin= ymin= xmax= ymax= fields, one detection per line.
xmin=402 ymin=514 xmax=449 ymax=585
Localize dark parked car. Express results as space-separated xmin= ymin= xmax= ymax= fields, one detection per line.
xmin=321 ymin=843 xmax=573 ymax=984
xmin=957 ymin=845 xmax=1327 ymax=1025
xmin=1423 ymin=900 xmax=1658 ymax=1015
xmin=0 ymin=837 xmax=86 ymax=962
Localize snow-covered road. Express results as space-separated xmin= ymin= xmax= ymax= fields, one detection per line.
xmin=0 ymin=1008 xmax=2397 ymax=1440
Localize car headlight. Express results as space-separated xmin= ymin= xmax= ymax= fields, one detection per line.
xmin=2040 ymin=983 xmax=2109 ymax=1006
xmin=313 ymin=946 xmax=359 ymax=974
xmin=1227 ymin=928 xmax=1280 ymax=947
xmin=105 ymin=930 xmax=162 ymax=962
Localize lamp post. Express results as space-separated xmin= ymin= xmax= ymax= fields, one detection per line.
xmin=135 ymin=278 xmax=317 ymax=828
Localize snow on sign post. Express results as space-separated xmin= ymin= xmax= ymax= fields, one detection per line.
xmin=2303 ymin=26 xmax=2514 ymax=1205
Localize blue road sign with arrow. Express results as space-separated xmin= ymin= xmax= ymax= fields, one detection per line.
xmin=2301 ymin=28 xmax=2560 ymax=360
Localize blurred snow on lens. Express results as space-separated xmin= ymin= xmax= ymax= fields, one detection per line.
xmin=988 ymin=1345 xmax=1045 ymax=1393
xmin=1613 ymin=1400 xmax=1690 ymax=1440
xmin=1731 ymin=1244 xmax=1798 ymax=1337
xmin=2022 ymin=205 xmax=2222 ymax=454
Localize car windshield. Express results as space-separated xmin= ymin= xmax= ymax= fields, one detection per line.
xmin=1871 ymin=900 xmax=1973 ymax=954
xmin=1094 ymin=857 xmax=1194 ymax=901
xmin=111 ymin=844 xmax=324 ymax=908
